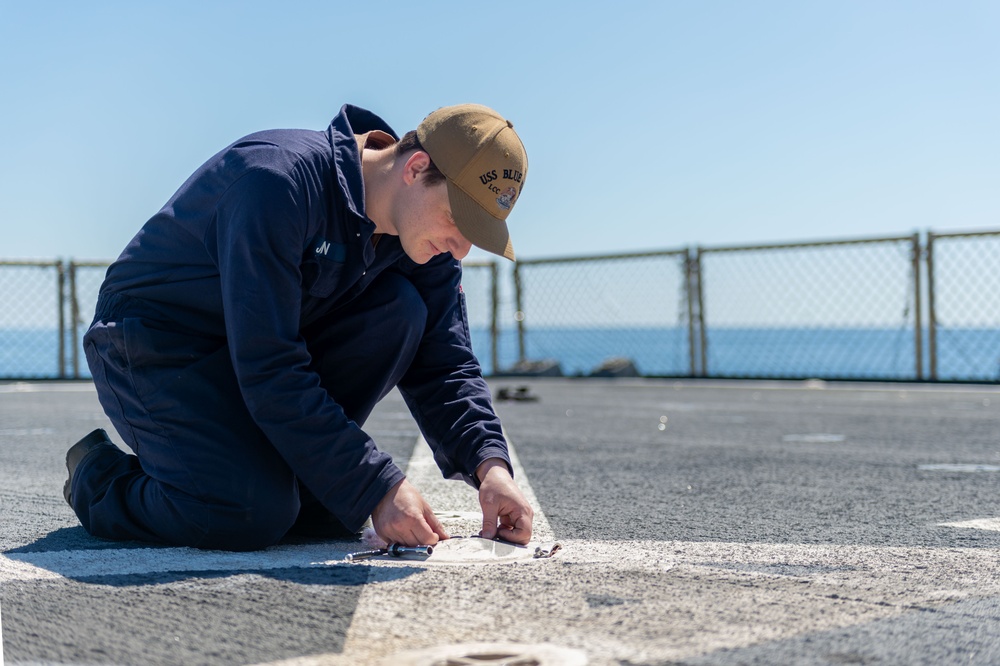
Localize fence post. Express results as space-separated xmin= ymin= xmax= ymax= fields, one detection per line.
xmin=57 ymin=260 xmax=66 ymax=379
xmin=685 ymin=249 xmax=697 ymax=377
xmin=911 ymin=233 xmax=923 ymax=380
xmin=489 ymin=261 xmax=499 ymax=376
xmin=68 ymin=260 xmax=81 ymax=379
xmin=513 ymin=261 xmax=525 ymax=363
xmin=695 ymin=248 xmax=707 ymax=377
xmin=926 ymin=231 xmax=938 ymax=381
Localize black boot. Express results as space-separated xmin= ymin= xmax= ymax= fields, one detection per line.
xmin=64 ymin=428 xmax=117 ymax=506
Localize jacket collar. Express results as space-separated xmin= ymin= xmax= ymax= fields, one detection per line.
xmin=328 ymin=105 xmax=399 ymax=222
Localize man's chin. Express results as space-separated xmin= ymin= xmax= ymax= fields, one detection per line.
xmin=402 ymin=249 xmax=433 ymax=265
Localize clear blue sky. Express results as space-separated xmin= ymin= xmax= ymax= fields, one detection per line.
xmin=2 ymin=1 xmax=998 ymax=262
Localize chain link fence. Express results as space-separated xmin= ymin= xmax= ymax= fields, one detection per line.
xmin=927 ymin=230 xmax=1000 ymax=381
xmin=459 ymin=260 xmax=500 ymax=376
xmin=67 ymin=261 xmax=111 ymax=379
xmin=0 ymin=261 xmax=65 ymax=378
xmin=2 ymin=228 xmax=1000 ymax=381
xmin=511 ymin=250 xmax=692 ymax=376
xmin=698 ymin=235 xmax=921 ymax=380
xmin=0 ymin=259 xmax=503 ymax=380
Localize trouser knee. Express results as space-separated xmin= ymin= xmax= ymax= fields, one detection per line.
xmin=193 ymin=495 xmax=300 ymax=552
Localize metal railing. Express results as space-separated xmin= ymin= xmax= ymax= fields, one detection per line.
xmin=459 ymin=260 xmax=500 ymax=375
xmin=695 ymin=234 xmax=921 ymax=380
xmin=926 ymin=229 xmax=1000 ymax=381
xmin=0 ymin=259 xmax=501 ymax=380
xmin=2 ymin=227 xmax=1000 ymax=381
xmin=507 ymin=228 xmax=999 ymax=382
xmin=511 ymin=249 xmax=691 ymax=376
xmin=66 ymin=260 xmax=111 ymax=379
xmin=0 ymin=260 xmax=65 ymax=378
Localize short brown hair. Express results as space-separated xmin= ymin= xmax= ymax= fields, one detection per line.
xmin=395 ymin=130 xmax=447 ymax=185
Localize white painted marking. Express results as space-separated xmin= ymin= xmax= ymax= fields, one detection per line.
xmin=918 ymin=464 xmax=1000 ymax=472
xmin=0 ymin=430 xmax=553 ymax=583
xmin=408 ymin=537 xmax=537 ymax=566
xmin=0 ymin=382 xmax=95 ymax=393
xmin=659 ymin=402 xmax=699 ymax=412
xmin=432 ymin=511 xmax=482 ymax=522
xmin=618 ymin=378 xmax=1000 ymax=397
xmin=939 ymin=518 xmax=1000 ymax=531
xmin=0 ymin=544 xmax=358 ymax=582
xmin=308 ymin=433 xmax=555 ymax=665
xmin=0 ymin=595 xmax=5 ymax=666
xmin=0 ymin=428 xmax=55 ymax=436
xmin=252 ymin=539 xmax=1000 ymax=666
xmin=782 ymin=433 xmax=846 ymax=443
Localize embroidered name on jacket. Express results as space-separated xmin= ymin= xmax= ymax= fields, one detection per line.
xmin=312 ymin=236 xmax=347 ymax=262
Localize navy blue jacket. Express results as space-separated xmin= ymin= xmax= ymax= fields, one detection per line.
xmin=95 ymin=105 xmax=510 ymax=530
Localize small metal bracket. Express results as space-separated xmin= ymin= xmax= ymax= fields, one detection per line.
xmin=533 ymin=542 xmax=562 ymax=558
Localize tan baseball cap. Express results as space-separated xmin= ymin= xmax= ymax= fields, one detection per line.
xmin=417 ymin=104 xmax=527 ymax=261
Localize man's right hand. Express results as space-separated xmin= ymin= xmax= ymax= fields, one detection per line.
xmin=371 ymin=478 xmax=449 ymax=546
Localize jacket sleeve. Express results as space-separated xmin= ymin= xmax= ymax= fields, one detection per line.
xmin=395 ymin=254 xmax=512 ymax=487
xmin=212 ymin=167 xmax=404 ymax=531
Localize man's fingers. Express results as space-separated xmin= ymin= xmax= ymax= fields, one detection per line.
xmin=483 ymin=503 xmax=533 ymax=544
xmin=496 ymin=527 xmax=530 ymax=544
xmin=415 ymin=516 xmax=443 ymax=546
xmin=481 ymin=503 xmax=499 ymax=540
xmin=424 ymin=509 xmax=450 ymax=541
xmin=371 ymin=479 xmax=446 ymax=546
xmin=477 ymin=463 xmax=535 ymax=544
xmin=496 ymin=512 xmax=532 ymax=544
xmin=395 ymin=506 xmax=447 ymax=547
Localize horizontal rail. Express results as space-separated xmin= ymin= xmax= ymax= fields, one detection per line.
xmin=516 ymin=247 xmax=687 ymax=266
xmin=0 ymin=260 xmax=61 ymax=268
xmin=67 ymin=260 xmax=112 ymax=268
xmin=700 ymin=233 xmax=917 ymax=254
xmin=927 ymin=228 xmax=1000 ymax=241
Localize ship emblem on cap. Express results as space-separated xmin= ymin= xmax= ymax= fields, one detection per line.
xmin=496 ymin=187 xmax=518 ymax=211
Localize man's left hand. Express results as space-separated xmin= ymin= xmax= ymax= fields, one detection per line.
xmin=476 ymin=458 xmax=534 ymax=544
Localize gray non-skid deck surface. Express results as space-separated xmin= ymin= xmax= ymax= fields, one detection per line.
xmin=3 ymin=378 xmax=1000 ymax=665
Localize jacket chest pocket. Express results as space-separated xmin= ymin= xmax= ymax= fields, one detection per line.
xmin=302 ymin=239 xmax=347 ymax=298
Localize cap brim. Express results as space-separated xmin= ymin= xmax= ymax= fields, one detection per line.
xmin=446 ymin=179 xmax=516 ymax=261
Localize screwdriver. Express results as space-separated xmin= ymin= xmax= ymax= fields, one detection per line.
xmin=345 ymin=543 xmax=434 ymax=562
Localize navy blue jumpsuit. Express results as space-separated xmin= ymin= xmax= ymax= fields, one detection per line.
xmin=72 ymin=105 xmax=510 ymax=551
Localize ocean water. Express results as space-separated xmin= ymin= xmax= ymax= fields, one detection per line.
xmin=0 ymin=328 xmax=69 ymax=378
xmin=475 ymin=326 xmax=1000 ymax=381
xmin=2 ymin=326 xmax=999 ymax=382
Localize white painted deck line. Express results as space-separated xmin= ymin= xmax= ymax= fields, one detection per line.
xmin=0 ymin=595 xmax=5 ymax=666
xmin=0 ymin=382 xmax=98 ymax=393
xmin=0 ymin=430 xmax=553 ymax=583
xmin=782 ymin=433 xmax=846 ymax=443
xmin=255 ymin=538 xmax=1000 ymax=666
xmin=296 ymin=432 xmax=555 ymax=666
xmin=939 ymin=518 xmax=1000 ymax=531
xmin=918 ymin=464 xmax=1000 ymax=472
xmin=0 ymin=543 xmax=360 ymax=582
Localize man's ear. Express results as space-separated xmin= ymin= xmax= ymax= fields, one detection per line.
xmin=402 ymin=151 xmax=432 ymax=185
